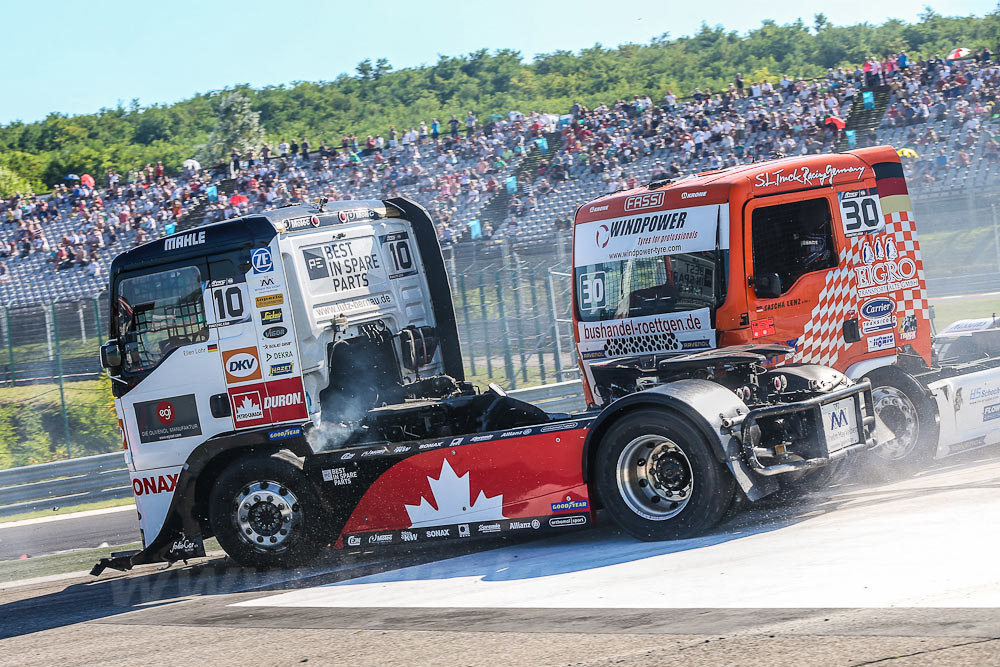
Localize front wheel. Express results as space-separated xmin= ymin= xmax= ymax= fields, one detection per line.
xmin=859 ymin=369 xmax=938 ymax=479
xmin=209 ymin=451 xmax=325 ymax=568
xmin=594 ymin=409 xmax=735 ymax=541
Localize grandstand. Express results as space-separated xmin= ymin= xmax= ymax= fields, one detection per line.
xmin=0 ymin=54 xmax=998 ymax=307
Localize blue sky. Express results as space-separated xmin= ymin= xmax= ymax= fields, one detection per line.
xmin=1 ymin=0 xmax=994 ymax=125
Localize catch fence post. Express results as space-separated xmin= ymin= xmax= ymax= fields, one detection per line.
xmin=494 ymin=270 xmax=516 ymax=388
xmin=528 ymin=266 xmax=547 ymax=384
xmin=478 ymin=270 xmax=492 ymax=378
xmin=545 ymin=269 xmax=565 ymax=382
xmin=3 ymin=307 xmax=14 ymax=386
xmin=52 ymin=303 xmax=72 ymax=459
xmin=510 ymin=262 xmax=529 ymax=384
xmin=458 ymin=272 xmax=475 ymax=376
xmin=94 ymin=297 xmax=103 ymax=342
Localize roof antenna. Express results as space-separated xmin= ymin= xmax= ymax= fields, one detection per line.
xmin=316 ymin=196 xmax=328 ymax=213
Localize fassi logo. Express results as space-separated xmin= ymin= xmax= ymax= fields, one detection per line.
xmin=132 ymin=473 xmax=179 ymax=496
xmin=623 ymin=191 xmax=664 ymax=212
xmin=156 ymin=401 xmax=174 ymax=425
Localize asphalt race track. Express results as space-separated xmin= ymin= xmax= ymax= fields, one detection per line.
xmin=0 ymin=506 xmax=139 ymax=561
xmin=1 ymin=449 xmax=999 ymax=666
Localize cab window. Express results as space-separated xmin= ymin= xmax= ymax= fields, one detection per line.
xmin=117 ymin=266 xmax=208 ymax=372
xmin=752 ymin=197 xmax=837 ymax=295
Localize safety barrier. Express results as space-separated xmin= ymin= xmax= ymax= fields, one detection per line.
xmin=0 ymin=380 xmax=586 ymax=518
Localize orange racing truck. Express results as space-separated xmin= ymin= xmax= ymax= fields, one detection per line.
xmin=572 ymin=145 xmax=1000 ymax=474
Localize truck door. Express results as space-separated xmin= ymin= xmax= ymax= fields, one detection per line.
xmin=743 ymin=193 xmax=845 ymax=366
xmin=116 ymin=259 xmax=232 ymax=472
xmin=114 ymin=259 xmax=232 ymax=544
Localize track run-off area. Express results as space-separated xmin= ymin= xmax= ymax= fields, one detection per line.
xmin=1 ymin=447 xmax=998 ymax=666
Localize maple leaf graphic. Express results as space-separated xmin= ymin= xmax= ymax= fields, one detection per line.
xmin=405 ymin=459 xmax=505 ymax=527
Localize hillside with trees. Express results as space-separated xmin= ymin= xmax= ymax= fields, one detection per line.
xmin=0 ymin=8 xmax=996 ymax=195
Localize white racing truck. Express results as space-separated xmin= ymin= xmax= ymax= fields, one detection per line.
xmin=93 ymin=195 xmax=878 ymax=573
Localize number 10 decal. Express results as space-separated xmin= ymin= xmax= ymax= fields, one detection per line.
xmin=838 ymin=189 xmax=885 ymax=237
xmin=210 ymin=283 xmax=251 ymax=327
xmin=381 ymin=231 xmax=418 ymax=279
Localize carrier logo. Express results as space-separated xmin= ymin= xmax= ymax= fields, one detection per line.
xmin=255 ymin=293 xmax=284 ymax=308
xmin=624 ymin=191 xmax=664 ymax=211
xmin=251 ymin=248 xmax=273 ymax=273
xmin=263 ymin=326 xmax=287 ymax=339
xmin=269 ymin=362 xmax=294 ymax=376
xmin=860 ymin=297 xmax=895 ymax=320
xmin=260 ymin=308 xmax=283 ymax=324
xmin=222 ymin=347 xmax=262 ymax=383
xmin=156 ymin=401 xmax=174 ymax=425
xmin=131 ymin=473 xmax=179 ymax=496
xmin=164 ymin=230 xmax=205 ymax=251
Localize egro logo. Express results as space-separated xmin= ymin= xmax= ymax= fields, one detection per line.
xmin=251 ymin=248 xmax=273 ymax=273
xmin=623 ymin=191 xmax=664 ymax=212
xmin=596 ymin=224 xmax=610 ymax=248
xmin=156 ymin=401 xmax=174 ymax=425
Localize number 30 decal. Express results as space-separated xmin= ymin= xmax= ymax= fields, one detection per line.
xmin=838 ymin=191 xmax=885 ymax=237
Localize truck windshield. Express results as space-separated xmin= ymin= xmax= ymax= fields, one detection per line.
xmin=116 ymin=266 xmax=209 ymax=372
xmin=576 ymin=251 xmax=725 ymax=322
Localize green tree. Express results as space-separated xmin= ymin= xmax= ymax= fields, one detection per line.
xmin=196 ymin=91 xmax=266 ymax=165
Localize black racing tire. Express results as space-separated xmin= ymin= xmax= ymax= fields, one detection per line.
xmin=857 ymin=368 xmax=939 ymax=480
xmin=209 ymin=450 xmax=325 ymax=568
xmin=593 ymin=409 xmax=735 ymax=541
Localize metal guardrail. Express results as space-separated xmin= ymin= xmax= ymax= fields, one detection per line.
xmin=0 ymin=380 xmax=586 ymax=518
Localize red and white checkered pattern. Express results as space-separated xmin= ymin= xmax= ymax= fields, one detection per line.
xmin=791 ymin=210 xmax=928 ymax=370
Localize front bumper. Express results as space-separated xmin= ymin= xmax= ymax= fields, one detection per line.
xmin=735 ymin=380 xmax=876 ymax=476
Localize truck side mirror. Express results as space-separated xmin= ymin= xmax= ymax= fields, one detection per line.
xmin=753 ymin=273 xmax=782 ymax=300
xmin=100 ymin=341 xmax=122 ymax=369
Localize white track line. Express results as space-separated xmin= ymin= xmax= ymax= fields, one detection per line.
xmin=0 ymin=504 xmax=136 ymax=530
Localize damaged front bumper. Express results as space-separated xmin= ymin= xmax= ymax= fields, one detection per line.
xmin=734 ymin=379 xmax=876 ymax=476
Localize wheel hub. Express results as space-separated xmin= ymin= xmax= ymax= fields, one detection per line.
xmin=871 ymin=385 xmax=919 ymax=461
xmin=616 ymin=435 xmax=694 ymax=521
xmin=234 ymin=481 xmax=301 ymax=551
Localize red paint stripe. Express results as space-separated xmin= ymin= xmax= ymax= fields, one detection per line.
xmin=876 ymin=176 xmax=908 ymax=196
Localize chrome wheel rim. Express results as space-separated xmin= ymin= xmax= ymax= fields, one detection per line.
xmin=234 ymin=480 xmax=301 ymax=552
xmin=616 ymin=435 xmax=693 ymax=520
xmin=871 ymin=385 xmax=920 ymax=461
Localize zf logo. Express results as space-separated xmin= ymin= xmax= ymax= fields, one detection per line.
xmin=251 ymin=248 xmax=273 ymax=273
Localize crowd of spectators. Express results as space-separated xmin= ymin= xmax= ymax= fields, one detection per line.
xmin=1 ymin=50 xmax=998 ymax=293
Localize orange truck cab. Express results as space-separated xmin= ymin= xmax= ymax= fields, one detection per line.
xmin=573 ymin=146 xmax=947 ymax=470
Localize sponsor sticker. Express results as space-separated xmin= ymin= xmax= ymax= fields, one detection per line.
xmin=324 ymin=467 xmax=357 ymax=485
xmin=263 ymin=326 xmax=287 ymax=339
xmin=551 ymin=499 xmax=589 ymax=512
xmin=251 ymin=248 xmax=273 ymax=273
xmin=260 ymin=308 xmax=283 ymax=324
xmin=267 ymin=426 xmax=302 ymax=441
xmin=131 ymin=473 xmax=179 ymax=496
xmin=269 ymin=362 xmax=294 ymax=376
xmin=866 ymin=332 xmax=896 ymax=352
xmin=549 ymin=515 xmax=588 ymax=528
xmin=751 ymin=318 xmax=775 ymax=339
xmin=983 ymin=403 xmax=1000 ymax=422
xmin=623 ymin=191 xmax=665 ymax=211
xmin=133 ymin=395 xmax=201 ymax=443
xmin=164 ymin=230 xmax=206 ymax=251
xmin=860 ymin=297 xmax=895 ymax=320
xmin=222 ymin=347 xmax=262 ymax=383
xmin=255 ymin=293 xmax=284 ymax=308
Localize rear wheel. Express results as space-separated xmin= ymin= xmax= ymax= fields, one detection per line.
xmin=209 ymin=451 xmax=325 ymax=568
xmin=859 ymin=369 xmax=938 ymax=478
xmin=594 ymin=409 xmax=735 ymax=541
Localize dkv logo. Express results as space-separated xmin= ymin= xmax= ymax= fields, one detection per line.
xmin=222 ymin=347 xmax=262 ymax=383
